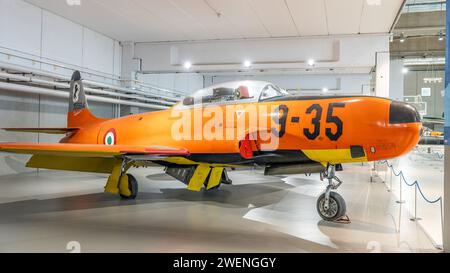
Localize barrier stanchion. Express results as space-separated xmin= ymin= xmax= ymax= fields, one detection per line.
xmin=396 ymin=175 xmax=405 ymax=204
xmin=380 ymin=159 xmax=444 ymax=249
xmin=437 ymin=198 xmax=444 ymax=250
xmin=370 ymin=162 xmax=375 ymax=182
xmin=414 ymin=146 xmax=444 ymax=160
xmin=410 ymin=184 xmax=422 ymax=222
xmin=388 ymin=165 xmax=393 ymax=192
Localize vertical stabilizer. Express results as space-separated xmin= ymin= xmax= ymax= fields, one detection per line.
xmin=67 ymin=71 xmax=105 ymax=128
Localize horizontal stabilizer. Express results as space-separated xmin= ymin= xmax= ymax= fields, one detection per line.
xmin=3 ymin=128 xmax=79 ymax=134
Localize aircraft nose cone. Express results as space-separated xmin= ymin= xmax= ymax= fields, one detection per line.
xmin=386 ymin=100 xmax=422 ymax=157
xmin=389 ymin=101 xmax=421 ymax=124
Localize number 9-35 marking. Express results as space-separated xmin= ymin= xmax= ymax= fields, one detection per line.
xmin=272 ymin=102 xmax=346 ymax=141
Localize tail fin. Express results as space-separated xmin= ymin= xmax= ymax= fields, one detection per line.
xmin=67 ymin=71 xmax=105 ymax=128
xmin=69 ymin=71 xmax=88 ymax=112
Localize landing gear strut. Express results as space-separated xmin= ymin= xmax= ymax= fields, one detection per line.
xmin=316 ymin=164 xmax=347 ymax=221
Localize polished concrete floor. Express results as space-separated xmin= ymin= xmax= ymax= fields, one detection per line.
xmin=0 ymin=163 xmax=439 ymax=253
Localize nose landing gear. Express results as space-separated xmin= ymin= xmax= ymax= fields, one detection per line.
xmin=316 ymin=164 xmax=347 ymax=222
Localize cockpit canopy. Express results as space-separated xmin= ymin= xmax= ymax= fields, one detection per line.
xmin=178 ymin=81 xmax=289 ymax=108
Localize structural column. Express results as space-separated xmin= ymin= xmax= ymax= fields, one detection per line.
xmin=375 ymin=51 xmax=390 ymax=98
xmin=389 ymin=59 xmax=404 ymax=101
xmin=120 ymin=42 xmax=141 ymax=116
xmin=443 ymin=0 xmax=450 ymax=253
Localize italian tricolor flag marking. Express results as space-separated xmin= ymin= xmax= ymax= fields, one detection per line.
xmin=104 ymin=129 xmax=116 ymax=146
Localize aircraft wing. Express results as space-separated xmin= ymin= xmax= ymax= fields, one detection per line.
xmin=0 ymin=142 xmax=189 ymax=158
xmin=3 ymin=128 xmax=79 ymax=134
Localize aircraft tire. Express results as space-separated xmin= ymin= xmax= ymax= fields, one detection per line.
xmin=206 ymin=185 xmax=220 ymax=191
xmin=316 ymin=192 xmax=346 ymax=221
xmin=120 ymin=174 xmax=138 ymax=200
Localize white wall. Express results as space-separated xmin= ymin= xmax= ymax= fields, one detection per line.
xmin=130 ymin=34 xmax=388 ymax=96
xmin=207 ymin=74 xmax=371 ymax=95
xmin=136 ymin=72 xmax=371 ymax=97
xmin=375 ymin=52 xmax=390 ymax=98
xmin=134 ymin=35 xmax=389 ymax=73
xmin=390 ymin=59 xmax=404 ymax=101
xmin=0 ymin=0 xmax=119 ymax=176
xmin=135 ymin=72 xmax=371 ymax=96
xmin=0 ymin=0 xmax=42 ymax=56
xmin=0 ymin=88 xmax=114 ymax=176
xmin=0 ymin=0 xmax=122 ymax=81
xmin=137 ymin=73 xmax=204 ymax=95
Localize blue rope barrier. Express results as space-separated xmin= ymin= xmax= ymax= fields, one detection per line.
xmin=414 ymin=148 xmax=444 ymax=160
xmin=379 ymin=160 xmax=442 ymax=204
xmin=376 ymin=159 xmax=444 ymax=249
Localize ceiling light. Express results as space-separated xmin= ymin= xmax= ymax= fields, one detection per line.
xmin=66 ymin=0 xmax=81 ymax=6
xmin=424 ymin=77 xmax=442 ymax=84
xmin=183 ymin=61 xmax=192 ymax=70
xmin=366 ymin=0 xmax=381 ymax=6
xmin=438 ymin=31 xmax=444 ymax=41
xmin=403 ymin=57 xmax=445 ymax=66
xmin=399 ymin=33 xmax=406 ymax=43
xmin=243 ymin=60 xmax=252 ymax=68
xmin=402 ymin=67 xmax=409 ymax=74
xmin=308 ymin=59 xmax=315 ymax=66
xmin=322 ymin=87 xmax=328 ymax=93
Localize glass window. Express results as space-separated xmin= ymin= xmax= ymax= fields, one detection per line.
xmin=259 ymin=84 xmax=289 ymax=101
xmin=177 ymin=81 xmax=268 ymax=108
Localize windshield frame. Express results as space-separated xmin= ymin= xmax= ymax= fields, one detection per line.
xmin=174 ymin=81 xmax=289 ymax=110
xmin=258 ymin=84 xmax=289 ymax=101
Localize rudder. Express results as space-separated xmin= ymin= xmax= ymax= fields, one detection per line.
xmin=69 ymin=71 xmax=88 ymax=112
xmin=67 ymin=71 xmax=105 ymax=128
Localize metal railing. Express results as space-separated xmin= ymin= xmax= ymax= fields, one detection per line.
xmin=0 ymin=46 xmax=185 ymax=96
xmin=0 ymin=71 xmax=174 ymax=107
xmin=0 ymin=47 xmax=185 ymax=111
xmin=403 ymin=0 xmax=446 ymax=13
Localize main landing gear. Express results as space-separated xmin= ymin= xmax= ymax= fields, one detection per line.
xmin=316 ymin=164 xmax=347 ymax=222
xmin=104 ymin=158 xmax=139 ymax=200
xmin=120 ymin=174 xmax=138 ymax=200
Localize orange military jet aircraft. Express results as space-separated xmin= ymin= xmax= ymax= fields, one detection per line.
xmin=0 ymin=71 xmax=421 ymax=221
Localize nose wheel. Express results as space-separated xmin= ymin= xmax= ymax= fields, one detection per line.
xmin=317 ymin=164 xmax=347 ymax=221
xmin=317 ymin=191 xmax=346 ymax=221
